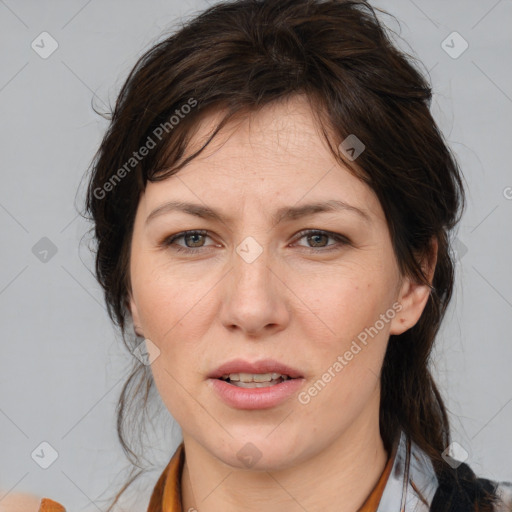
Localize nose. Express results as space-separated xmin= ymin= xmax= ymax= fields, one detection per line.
xmin=219 ymin=244 xmax=290 ymax=338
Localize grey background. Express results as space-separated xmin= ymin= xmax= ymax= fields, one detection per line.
xmin=0 ymin=0 xmax=511 ymax=510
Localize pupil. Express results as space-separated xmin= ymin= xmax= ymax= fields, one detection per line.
xmin=187 ymin=234 xmax=203 ymax=247
xmin=310 ymin=234 xmax=326 ymax=247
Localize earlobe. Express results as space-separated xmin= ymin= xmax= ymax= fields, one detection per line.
xmin=389 ymin=237 xmax=438 ymax=336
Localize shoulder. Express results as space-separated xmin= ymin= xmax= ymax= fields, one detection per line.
xmin=0 ymin=494 xmax=65 ymax=512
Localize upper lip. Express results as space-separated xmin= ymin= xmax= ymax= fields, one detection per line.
xmin=208 ymin=358 xmax=303 ymax=379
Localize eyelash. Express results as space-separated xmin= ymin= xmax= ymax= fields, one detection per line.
xmin=160 ymin=229 xmax=350 ymax=254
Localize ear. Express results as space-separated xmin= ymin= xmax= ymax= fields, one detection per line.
xmin=128 ymin=292 xmax=145 ymax=337
xmin=390 ymin=237 xmax=438 ymax=336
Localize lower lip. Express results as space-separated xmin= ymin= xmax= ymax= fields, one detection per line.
xmin=209 ymin=377 xmax=305 ymax=410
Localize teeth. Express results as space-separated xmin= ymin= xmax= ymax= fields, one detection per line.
xmin=232 ymin=380 xmax=281 ymax=388
xmin=220 ymin=372 xmax=290 ymax=382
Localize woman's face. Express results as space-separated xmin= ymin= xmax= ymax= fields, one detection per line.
xmin=128 ymin=95 xmax=428 ymax=470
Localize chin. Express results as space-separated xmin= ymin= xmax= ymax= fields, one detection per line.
xmin=211 ymin=431 xmax=306 ymax=471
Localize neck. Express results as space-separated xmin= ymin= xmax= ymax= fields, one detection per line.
xmin=180 ymin=401 xmax=388 ymax=512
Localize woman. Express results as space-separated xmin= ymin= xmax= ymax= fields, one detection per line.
xmin=32 ymin=0 xmax=511 ymax=510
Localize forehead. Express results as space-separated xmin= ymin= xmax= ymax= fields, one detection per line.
xmin=177 ymin=95 xmax=328 ymax=170
xmin=143 ymin=95 xmax=382 ymax=221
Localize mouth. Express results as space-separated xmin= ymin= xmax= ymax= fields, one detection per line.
xmin=207 ymin=359 xmax=305 ymax=409
xmin=218 ymin=372 xmax=297 ymax=388
xmin=208 ymin=358 xmax=303 ymax=382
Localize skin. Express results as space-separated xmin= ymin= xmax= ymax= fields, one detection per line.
xmin=0 ymin=492 xmax=42 ymax=512
xmin=128 ymin=94 xmax=436 ymax=512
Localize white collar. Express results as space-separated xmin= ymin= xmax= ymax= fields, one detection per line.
xmin=377 ymin=430 xmax=438 ymax=511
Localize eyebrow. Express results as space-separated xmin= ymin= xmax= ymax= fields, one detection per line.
xmin=145 ymin=199 xmax=371 ymax=226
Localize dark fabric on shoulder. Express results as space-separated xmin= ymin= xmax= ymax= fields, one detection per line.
xmin=430 ymin=461 xmax=500 ymax=512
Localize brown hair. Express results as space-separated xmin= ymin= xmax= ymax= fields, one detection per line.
xmin=82 ymin=1 xmax=498 ymax=510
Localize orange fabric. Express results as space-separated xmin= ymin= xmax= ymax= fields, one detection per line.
xmin=150 ymin=441 xmax=394 ymax=512
xmin=147 ymin=442 xmax=185 ymax=512
xmin=38 ymin=497 xmax=66 ymax=512
xmin=162 ymin=443 xmax=186 ymax=511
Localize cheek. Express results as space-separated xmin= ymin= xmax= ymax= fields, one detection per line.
xmin=132 ymin=259 xmax=213 ymax=343
xmin=297 ymin=300 xmax=389 ymax=434
xmin=131 ymin=260 xmax=224 ymax=383
xmin=292 ymin=264 xmax=396 ymax=349
xmin=139 ymin=275 xmax=208 ymax=426
xmin=291 ymin=262 xmax=395 ymax=403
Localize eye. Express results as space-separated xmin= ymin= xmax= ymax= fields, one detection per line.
xmin=160 ymin=229 xmax=350 ymax=255
xmin=292 ymin=229 xmax=350 ymax=251
xmin=161 ymin=230 xmax=216 ymax=254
